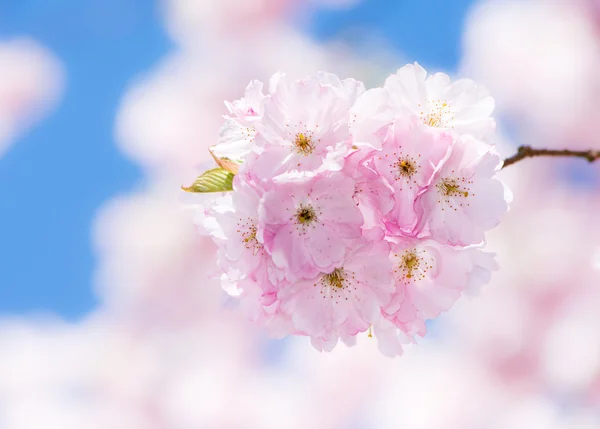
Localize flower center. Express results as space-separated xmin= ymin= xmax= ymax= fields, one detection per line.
xmin=402 ymin=252 xmax=419 ymax=278
xmin=396 ymin=158 xmax=417 ymax=178
xmin=293 ymin=132 xmax=315 ymax=155
xmin=237 ymin=219 xmax=262 ymax=254
xmin=379 ymin=152 xmax=421 ymax=190
xmin=295 ymin=204 xmax=317 ymax=225
xmin=316 ymin=267 xmax=358 ymax=303
xmin=437 ymin=178 xmax=469 ymax=198
xmin=324 ymin=268 xmax=346 ymax=289
xmin=395 ymin=249 xmax=431 ymax=283
xmin=419 ymin=100 xmax=454 ymax=128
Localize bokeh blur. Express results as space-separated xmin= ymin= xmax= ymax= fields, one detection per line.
xmin=1 ymin=0 xmax=600 ymax=427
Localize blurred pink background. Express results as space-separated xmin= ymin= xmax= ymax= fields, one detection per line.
xmin=1 ymin=0 xmax=600 ymax=427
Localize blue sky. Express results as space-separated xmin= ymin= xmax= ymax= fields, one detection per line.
xmin=0 ymin=0 xmax=475 ymax=319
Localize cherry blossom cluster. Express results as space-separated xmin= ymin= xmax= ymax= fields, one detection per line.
xmin=196 ymin=63 xmax=510 ymax=356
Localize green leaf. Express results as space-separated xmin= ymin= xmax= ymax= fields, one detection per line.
xmin=181 ymin=168 xmax=234 ymax=193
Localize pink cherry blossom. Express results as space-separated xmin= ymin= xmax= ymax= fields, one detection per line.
xmin=384 ymin=62 xmax=496 ymax=140
xmin=225 ymin=79 xmax=266 ymax=122
xmin=342 ymin=148 xmax=394 ymax=229
xmin=248 ymin=72 xmax=365 ymax=178
xmin=376 ymin=238 xmax=498 ymax=357
xmin=259 ymin=172 xmax=363 ymax=280
xmin=371 ymin=118 xmax=453 ymax=234
xmin=210 ymin=177 xmax=267 ymax=279
xmin=349 ymin=87 xmax=393 ymax=149
xmin=373 ymin=316 xmax=416 ymax=357
xmin=277 ymin=238 xmax=394 ymax=347
xmin=191 ymin=68 xmax=510 ymax=356
xmin=388 ymin=238 xmax=497 ymax=320
xmin=236 ymin=276 xmax=295 ymax=339
xmin=212 ymin=119 xmax=258 ymax=161
xmin=416 ymin=134 xmax=509 ymax=246
xmin=211 ymin=79 xmax=268 ymax=161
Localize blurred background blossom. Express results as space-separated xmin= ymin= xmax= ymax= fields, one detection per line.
xmin=1 ymin=0 xmax=600 ymax=427
xmin=0 ymin=38 xmax=63 ymax=158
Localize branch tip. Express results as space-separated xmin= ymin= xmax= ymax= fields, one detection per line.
xmin=502 ymin=146 xmax=600 ymax=169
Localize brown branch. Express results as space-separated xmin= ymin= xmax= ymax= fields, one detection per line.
xmin=502 ymin=146 xmax=600 ymax=169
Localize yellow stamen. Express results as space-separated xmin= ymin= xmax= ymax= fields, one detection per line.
xmin=402 ymin=252 xmax=419 ymax=279
xmin=398 ymin=159 xmax=416 ymax=177
xmin=421 ymin=99 xmax=454 ymax=128
xmin=294 ymin=133 xmax=315 ymax=155
xmin=438 ymin=179 xmax=469 ymax=197
xmin=324 ymin=268 xmax=345 ymax=289
xmin=295 ymin=205 xmax=317 ymax=225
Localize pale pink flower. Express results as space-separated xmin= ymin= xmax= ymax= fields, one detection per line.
xmin=208 ymin=176 xmax=288 ymax=294
xmin=385 ymin=62 xmax=496 ymax=140
xmin=417 ymin=135 xmax=508 ymax=246
xmin=278 ymin=238 xmax=394 ymax=346
xmin=349 ymin=87 xmax=394 ymax=149
xmin=211 ymin=177 xmax=267 ymax=278
xmin=225 ymin=79 xmax=266 ymax=122
xmin=259 ymin=172 xmax=363 ymax=280
xmin=249 ymin=72 xmax=365 ymax=178
xmin=236 ymin=276 xmax=295 ymax=339
xmin=212 ymin=119 xmax=258 ymax=161
xmin=309 ymin=334 xmax=359 ymax=353
xmin=386 ymin=238 xmax=497 ymax=322
xmin=212 ymin=80 xmax=267 ymax=160
xmin=342 ymin=148 xmax=394 ymax=229
xmin=371 ymin=118 xmax=453 ymax=234
xmin=373 ymin=316 xmax=416 ymax=357
xmin=376 ymin=238 xmax=498 ymax=357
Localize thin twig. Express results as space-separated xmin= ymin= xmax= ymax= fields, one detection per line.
xmin=502 ymin=146 xmax=600 ymax=169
